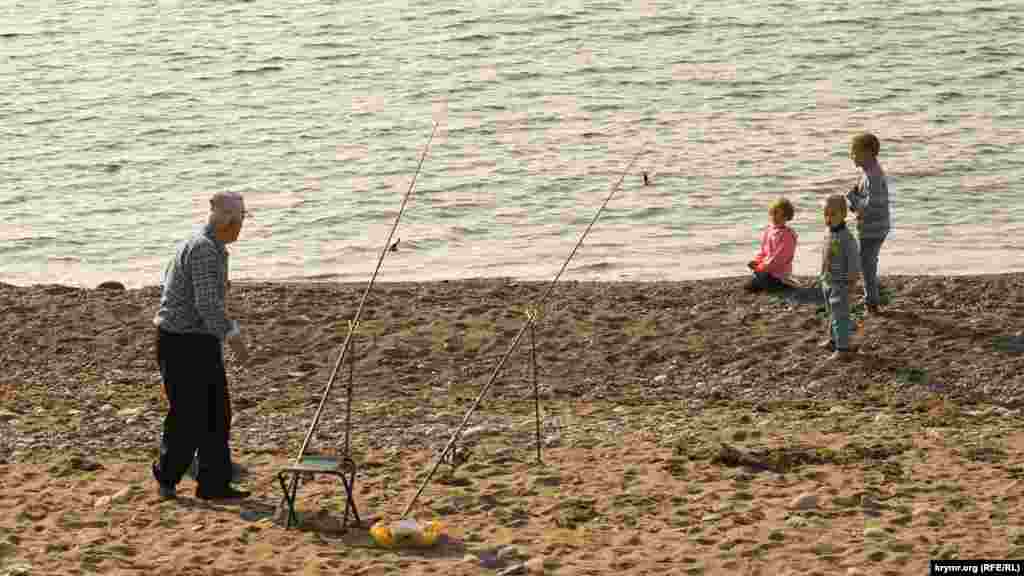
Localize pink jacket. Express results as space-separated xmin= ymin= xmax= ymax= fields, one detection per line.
xmin=752 ymin=225 xmax=797 ymax=280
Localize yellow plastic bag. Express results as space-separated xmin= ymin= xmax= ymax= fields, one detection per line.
xmin=370 ymin=518 xmax=445 ymax=548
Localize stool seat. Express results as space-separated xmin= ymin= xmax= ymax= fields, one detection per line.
xmin=282 ymin=455 xmax=354 ymax=474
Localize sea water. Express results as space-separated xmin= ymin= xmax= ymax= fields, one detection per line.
xmin=2 ymin=0 xmax=1022 ymax=287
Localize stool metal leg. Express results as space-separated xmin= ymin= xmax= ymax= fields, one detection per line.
xmin=277 ymin=472 xmax=299 ymax=529
xmin=339 ymin=468 xmax=360 ymax=529
xmin=288 ymin=473 xmax=301 ymax=528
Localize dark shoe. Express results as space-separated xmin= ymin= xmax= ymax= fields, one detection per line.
xmin=159 ymin=484 xmax=177 ymax=500
xmin=152 ymin=463 xmax=177 ymax=500
xmin=196 ymin=485 xmax=250 ymax=500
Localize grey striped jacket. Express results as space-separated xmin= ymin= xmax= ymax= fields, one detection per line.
xmin=846 ymin=172 xmax=891 ymax=240
xmin=820 ymin=223 xmax=861 ymax=292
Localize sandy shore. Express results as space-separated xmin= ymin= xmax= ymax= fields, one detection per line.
xmin=2 ymin=275 xmax=1024 ymax=575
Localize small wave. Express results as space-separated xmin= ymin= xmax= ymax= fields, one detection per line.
xmin=975 ymin=69 xmax=1009 ymax=80
xmin=891 ymin=168 xmax=945 ymax=179
xmin=0 ymin=194 xmax=28 ymax=207
xmin=503 ymin=70 xmax=544 ymax=81
xmin=962 ymin=5 xmax=1006 ymax=15
xmin=430 ymin=7 xmax=462 ymax=17
xmin=570 ymin=261 xmax=615 ymax=273
xmin=891 ymin=9 xmax=947 ymax=18
xmin=539 ymin=12 xmax=576 ymax=22
xmin=302 ymin=41 xmax=350 ymax=49
xmin=512 ymin=89 xmax=546 ymax=99
xmin=185 ymin=143 xmax=218 ymax=152
xmin=317 ymin=54 xmax=362 ymax=64
xmin=633 ymin=206 xmax=672 ymax=219
xmin=935 ymin=91 xmax=965 ymax=103
xmin=139 ymin=127 xmax=175 ymax=137
xmin=23 ymin=117 xmax=58 ymax=126
xmin=977 ymin=45 xmax=1017 ymax=58
xmin=581 ymin=103 xmax=623 ymax=113
xmin=145 ymin=90 xmax=189 ymax=100
xmin=452 ymin=33 xmax=496 ymax=43
xmin=816 ymin=16 xmax=881 ymax=26
xmin=81 ymin=205 xmax=126 ymax=216
xmin=799 ymin=50 xmax=857 ymax=62
xmin=0 ymin=32 xmax=28 ymax=38
xmin=233 ymin=66 xmax=284 ymax=75
xmin=0 ymin=236 xmax=58 ymax=254
xmin=616 ymin=25 xmax=693 ymax=42
xmin=576 ymin=64 xmax=640 ymax=75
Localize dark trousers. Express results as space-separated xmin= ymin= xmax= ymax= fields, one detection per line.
xmin=745 ymin=271 xmax=786 ymax=292
xmin=155 ymin=329 xmax=232 ymax=490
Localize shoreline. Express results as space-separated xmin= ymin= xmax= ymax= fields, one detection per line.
xmin=5 ymin=269 xmax=1024 ymax=291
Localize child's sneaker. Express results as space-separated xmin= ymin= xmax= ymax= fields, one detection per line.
xmin=819 ymin=339 xmax=835 ymax=351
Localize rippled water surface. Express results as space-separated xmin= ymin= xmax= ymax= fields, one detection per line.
xmin=2 ymin=1 xmax=1022 ymax=287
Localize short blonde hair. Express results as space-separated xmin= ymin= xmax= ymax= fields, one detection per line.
xmin=851 ymin=132 xmax=880 ymax=157
xmin=769 ymin=197 xmax=795 ymax=221
xmin=824 ymin=194 xmax=847 ymax=222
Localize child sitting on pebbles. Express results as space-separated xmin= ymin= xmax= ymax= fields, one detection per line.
xmin=746 ymin=197 xmax=799 ymax=292
xmin=820 ymin=195 xmax=862 ymax=361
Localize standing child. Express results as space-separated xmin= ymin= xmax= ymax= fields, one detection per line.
xmin=845 ymin=132 xmax=890 ymax=314
xmin=821 ymin=195 xmax=861 ymax=361
xmin=746 ymin=197 xmax=798 ymax=292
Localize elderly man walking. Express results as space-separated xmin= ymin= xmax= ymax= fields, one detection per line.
xmin=151 ymin=191 xmax=251 ymax=500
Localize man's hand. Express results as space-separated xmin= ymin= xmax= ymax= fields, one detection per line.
xmin=228 ymin=333 xmax=249 ymax=365
xmin=848 ymin=274 xmax=862 ymax=301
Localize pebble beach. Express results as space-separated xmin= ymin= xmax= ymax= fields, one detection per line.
xmin=2 ymin=275 xmax=1024 ymax=574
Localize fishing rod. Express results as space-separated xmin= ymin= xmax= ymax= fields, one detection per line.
xmin=401 ymin=148 xmax=646 ymax=518
xmin=294 ymin=122 xmax=438 ymax=463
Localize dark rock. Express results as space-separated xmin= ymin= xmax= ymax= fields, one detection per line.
xmin=97 ymin=281 xmax=126 ymax=291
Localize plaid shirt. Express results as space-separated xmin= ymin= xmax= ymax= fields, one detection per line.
xmin=153 ymin=223 xmax=234 ymax=340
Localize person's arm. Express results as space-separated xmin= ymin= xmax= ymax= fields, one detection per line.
xmin=846 ymin=179 xmax=868 ymax=214
xmin=749 ymin=228 xmax=768 ymax=270
xmin=820 ymin=232 xmax=832 ymax=276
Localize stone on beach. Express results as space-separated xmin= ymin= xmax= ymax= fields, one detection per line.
xmin=791 ymin=493 xmax=818 ymax=511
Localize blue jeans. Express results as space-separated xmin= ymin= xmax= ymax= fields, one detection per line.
xmin=859 ymin=235 xmax=886 ymax=306
xmin=823 ymin=285 xmax=854 ymax=351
